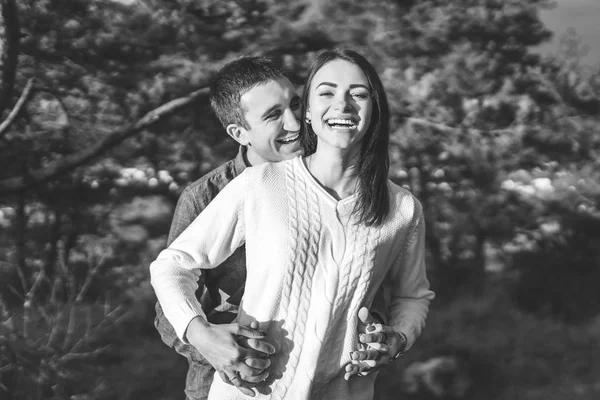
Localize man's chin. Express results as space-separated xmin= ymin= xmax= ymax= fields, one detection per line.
xmin=279 ymin=142 xmax=303 ymax=156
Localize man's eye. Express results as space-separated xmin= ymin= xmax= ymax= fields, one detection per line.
xmin=291 ymin=100 xmax=301 ymax=110
xmin=268 ymin=110 xmax=282 ymax=119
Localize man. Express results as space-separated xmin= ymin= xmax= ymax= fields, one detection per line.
xmin=154 ymin=57 xmax=387 ymax=400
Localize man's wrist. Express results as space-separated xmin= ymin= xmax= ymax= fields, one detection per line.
xmin=391 ymin=332 xmax=408 ymax=362
xmin=185 ymin=315 xmax=211 ymax=343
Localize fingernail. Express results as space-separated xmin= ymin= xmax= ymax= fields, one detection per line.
xmin=366 ymin=325 xmax=375 ymax=332
xmin=351 ymin=351 xmax=358 ymax=360
xmin=359 ymin=334 xmax=366 ymax=342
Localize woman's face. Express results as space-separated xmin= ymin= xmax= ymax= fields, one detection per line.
xmin=306 ymin=59 xmax=373 ymax=154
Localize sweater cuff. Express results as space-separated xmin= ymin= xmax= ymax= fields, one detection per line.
xmin=172 ymin=298 xmax=207 ymax=343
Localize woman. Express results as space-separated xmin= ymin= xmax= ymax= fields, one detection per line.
xmin=150 ymin=49 xmax=434 ymax=400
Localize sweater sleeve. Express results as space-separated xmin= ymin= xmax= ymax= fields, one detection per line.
xmin=150 ymin=171 xmax=247 ymax=341
xmin=385 ymin=205 xmax=435 ymax=351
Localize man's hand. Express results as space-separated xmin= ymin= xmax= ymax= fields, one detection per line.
xmin=344 ymin=307 xmax=404 ymax=380
xmin=186 ymin=317 xmax=275 ymax=397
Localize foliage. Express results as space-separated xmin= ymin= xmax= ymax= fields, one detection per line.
xmin=1 ymin=0 xmax=599 ymax=397
xmin=0 ymin=235 xmax=135 ymax=399
xmin=376 ymin=287 xmax=600 ymax=400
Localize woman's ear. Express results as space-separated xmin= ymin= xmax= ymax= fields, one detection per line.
xmin=226 ymin=124 xmax=250 ymax=146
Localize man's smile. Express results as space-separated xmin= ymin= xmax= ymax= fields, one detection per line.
xmin=276 ymin=133 xmax=300 ymax=144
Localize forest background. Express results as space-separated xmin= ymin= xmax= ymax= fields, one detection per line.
xmin=1 ymin=0 xmax=599 ymax=399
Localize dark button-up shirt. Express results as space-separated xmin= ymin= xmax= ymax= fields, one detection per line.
xmin=154 ymin=147 xmax=248 ymax=354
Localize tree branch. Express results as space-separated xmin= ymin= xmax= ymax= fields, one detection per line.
xmin=405 ymin=117 xmax=459 ymax=134
xmin=0 ymin=0 xmax=20 ymax=118
xmin=404 ymin=117 xmax=519 ymax=136
xmin=0 ymin=77 xmax=35 ymax=138
xmin=0 ymin=86 xmax=209 ymax=195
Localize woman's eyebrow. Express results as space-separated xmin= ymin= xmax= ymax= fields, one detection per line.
xmin=316 ymin=82 xmax=337 ymax=89
xmin=316 ymin=82 xmax=369 ymax=90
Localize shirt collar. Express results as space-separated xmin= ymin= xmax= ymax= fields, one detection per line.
xmin=232 ymin=145 xmax=250 ymax=176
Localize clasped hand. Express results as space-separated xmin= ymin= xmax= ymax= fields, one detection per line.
xmin=186 ymin=317 xmax=275 ymax=397
xmin=344 ymin=307 xmax=405 ymax=380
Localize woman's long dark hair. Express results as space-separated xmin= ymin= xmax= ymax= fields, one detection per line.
xmin=301 ymin=48 xmax=390 ymax=227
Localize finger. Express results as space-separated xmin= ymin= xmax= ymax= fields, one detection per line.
xmin=238 ymin=369 xmax=269 ymax=384
xmin=378 ymin=324 xmax=396 ymax=336
xmin=365 ymin=323 xmax=384 ymax=333
xmin=344 ymin=363 xmax=359 ymax=381
xmin=356 ymin=359 xmax=377 ymax=368
xmin=360 ymin=332 xmax=386 ymax=344
xmin=240 ymin=338 xmax=276 ymax=356
xmin=237 ymin=324 xmax=267 ymax=338
xmin=218 ymin=371 xmax=231 ymax=384
xmin=367 ymin=342 xmax=392 ymax=355
xmin=228 ymin=373 xmax=256 ymax=397
xmin=220 ymin=372 xmax=257 ymax=396
xmin=235 ymin=386 xmax=255 ymax=397
xmin=345 ymin=361 xmax=377 ymax=379
xmin=358 ymin=307 xmax=375 ymax=326
xmin=354 ymin=361 xmax=378 ymax=376
xmin=351 ymin=349 xmax=381 ymax=362
xmin=245 ymin=356 xmax=271 ymax=370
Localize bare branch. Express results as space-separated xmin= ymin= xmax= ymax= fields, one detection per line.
xmin=0 ymin=290 xmax=15 ymax=330
xmin=75 ymin=254 xmax=105 ymax=303
xmin=0 ymin=0 xmax=20 ymax=118
xmin=403 ymin=117 xmax=519 ymax=137
xmin=0 ymin=86 xmax=209 ymax=195
xmin=69 ymin=304 xmax=128 ymax=353
xmin=57 ymin=345 xmax=111 ymax=363
xmin=405 ymin=117 xmax=459 ymax=135
xmin=0 ymin=77 xmax=34 ymax=138
xmin=24 ymin=267 xmax=45 ymax=305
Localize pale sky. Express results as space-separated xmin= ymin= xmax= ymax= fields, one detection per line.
xmin=538 ymin=0 xmax=600 ymax=64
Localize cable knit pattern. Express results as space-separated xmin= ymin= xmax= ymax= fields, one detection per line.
xmin=149 ymin=156 xmax=435 ymax=400
xmin=272 ymin=162 xmax=322 ymax=399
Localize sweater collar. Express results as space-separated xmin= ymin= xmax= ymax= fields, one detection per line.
xmin=295 ymin=156 xmax=358 ymax=210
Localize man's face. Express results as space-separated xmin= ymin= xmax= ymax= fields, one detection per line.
xmin=231 ymin=77 xmax=303 ymax=165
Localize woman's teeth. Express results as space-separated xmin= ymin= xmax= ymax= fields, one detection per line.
xmin=327 ymin=119 xmax=357 ymax=129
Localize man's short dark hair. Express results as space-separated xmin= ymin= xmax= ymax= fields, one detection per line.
xmin=209 ymin=56 xmax=284 ymax=130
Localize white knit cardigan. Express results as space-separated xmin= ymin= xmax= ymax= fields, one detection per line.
xmin=150 ymin=156 xmax=434 ymax=400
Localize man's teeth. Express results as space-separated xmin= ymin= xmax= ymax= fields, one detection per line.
xmin=327 ymin=119 xmax=357 ymax=129
xmin=278 ymin=134 xmax=299 ymax=144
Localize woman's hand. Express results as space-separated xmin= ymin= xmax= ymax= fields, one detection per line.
xmin=344 ymin=307 xmax=406 ymax=380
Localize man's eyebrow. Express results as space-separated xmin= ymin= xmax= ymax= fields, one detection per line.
xmin=316 ymin=82 xmax=370 ymax=90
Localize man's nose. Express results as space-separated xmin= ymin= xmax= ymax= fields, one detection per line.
xmin=284 ymin=109 xmax=300 ymax=131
